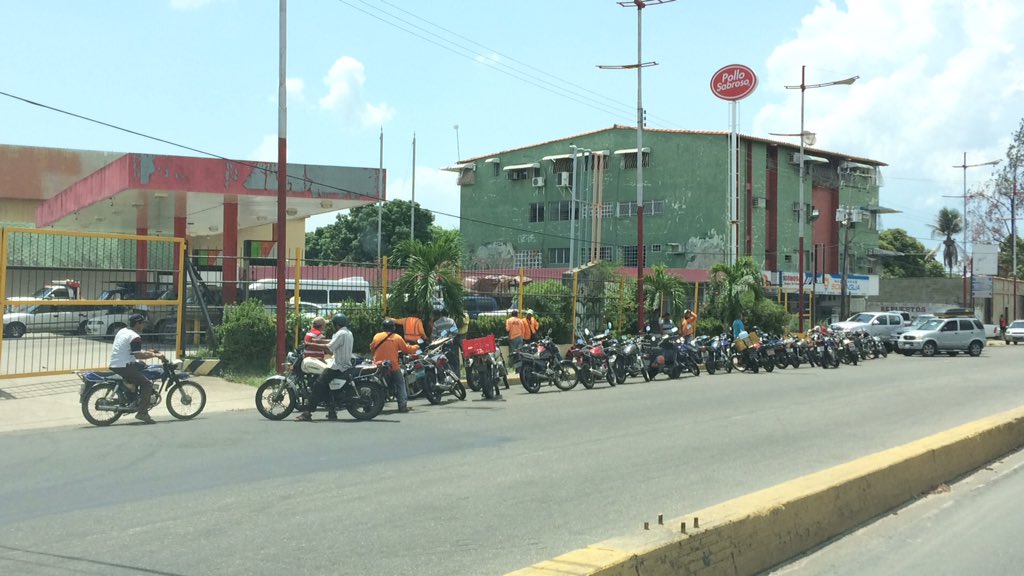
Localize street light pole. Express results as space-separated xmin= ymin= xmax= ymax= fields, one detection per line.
xmin=599 ymin=0 xmax=674 ymax=332
xmin=785 ymin=66 xmax=857 ymax=333
xmin=951 ymin=153 xmax=1001 ymax=307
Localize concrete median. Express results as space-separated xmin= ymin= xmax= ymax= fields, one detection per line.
xmin=506 ymin=405 xmax=1024 ymax=576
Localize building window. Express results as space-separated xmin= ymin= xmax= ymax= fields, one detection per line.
xmin=529 ymin=203 xmax=545 ymax=223
xmin=616 ymin=200 xmax=662 ymax=217
xmin=623 ymin=151 xmax=651 ymax=170
xmin=621 ymin=245 xmax=648 ymax=267
xmin=547 ymin=200 xmax=577 ymax=221
xmin=651 ymin=244 xmax=662 ymax=253
xmin=493 ymin=163 xmax=501 ymax=177
xmin=578 ymin=246 xmax=615 ymax=264
xmin=514 ymin=249 xmax=542 ymax=269
xmin=506 ymin=168 xmax=531 ymax=181
xmin=548 ymin=247 xmax=570 ymax=265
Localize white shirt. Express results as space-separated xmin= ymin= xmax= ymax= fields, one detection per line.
xmin=327 ymin=327 xmax=354 ymax=370
xmin=110 ymin=328 xmax=143 ymax=368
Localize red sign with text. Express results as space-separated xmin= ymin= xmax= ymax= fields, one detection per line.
xmin=711 ymin=64 xmax=758 ymax=101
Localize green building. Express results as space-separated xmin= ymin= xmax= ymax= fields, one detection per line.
xmin=454 ymin=125 xmax=888 ymax=286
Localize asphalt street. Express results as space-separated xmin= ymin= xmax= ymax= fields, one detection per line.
xmin=0 ymin=347 xmax=1022 ymax=576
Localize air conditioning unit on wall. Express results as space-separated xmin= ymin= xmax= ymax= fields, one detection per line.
xmin=556 ymin=172 xmax=571 ymax=187
xmin=532 ymin=176 xmax=545 ymax=187
xmin=666 ymin=242 xmax=683 ymax=255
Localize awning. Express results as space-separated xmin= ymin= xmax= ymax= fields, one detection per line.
xmin=612 ymin=147 xmax=651 ymax=155
xmin=502 ymin=162 xmax=540 ymax=171
xmin=868 ymin=205 xmax=901 ymax=214
xmin=541 ymin=154 xmax=574 ymax=162
xmin=795 ymin=153 xmax=829 ymax=164
xmin=483 ymin=157 xmax=500 ymax=163
xmin=441 ymin=163 xmax=475 ymax=172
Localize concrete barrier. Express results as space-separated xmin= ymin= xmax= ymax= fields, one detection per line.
xmin=506 ymin=405 xmax=1024 ymax=576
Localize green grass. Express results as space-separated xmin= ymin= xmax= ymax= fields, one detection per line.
xmin=221 ymin=368 xmax=276 ymax=388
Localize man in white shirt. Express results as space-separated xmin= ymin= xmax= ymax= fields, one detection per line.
xmin=109 ymin=313 xmax=164 ymax=424
xmin=296 ymin=314 xmax=354 ymax=422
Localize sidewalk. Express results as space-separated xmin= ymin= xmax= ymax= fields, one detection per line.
xmin=0 ymin=373 xmax=257 ymax=434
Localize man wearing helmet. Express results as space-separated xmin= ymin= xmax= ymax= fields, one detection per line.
xmin=296 ymin=314 xmax=353 ymax=422
xmin=109 ymin=313 xmax=164 ymax=424
xmin=371 ymin=318 xmax=418 ymax=413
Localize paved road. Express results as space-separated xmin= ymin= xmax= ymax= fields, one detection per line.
xmin=769 ymin=447 xmax=1024 ymax=576
xmin=1 ymin=348 xmax=1022 ymax=575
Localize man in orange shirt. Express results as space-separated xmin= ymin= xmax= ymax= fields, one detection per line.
xmin=680 ymin=309 xmax=698 ymax=339
xmin=525 ymin=309 xmax=540 ymax=342
xmin=400 ymin=314 xmax=426 ymax=346
xmin=371 ymin=318 xmax=419 ymax=413
xmin=506 ymin=309 xmax=526 ymax=354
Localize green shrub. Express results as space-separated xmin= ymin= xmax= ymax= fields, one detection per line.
xmin=217 ymin=299 xmax=276 ymax=373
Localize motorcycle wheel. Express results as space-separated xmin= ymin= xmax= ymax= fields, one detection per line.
xmin=669 ymin=366 xmax=682 ymax=379
xmin=553 ymin=367 xmax=578 ymax=391
xmin=832 ymin=351 xmax=841 ymax=368
xmin=166 ymin=382 xmax=207 ymax=420
xmin=452 ymin=381 xmax=467 ymax=400
xmin=423 ymin=372 xmax=443 ymax=405
xmin=763 ymin=359 xmax=775 ymax=373
xmin=606 ymin=367 xmax=617 ymax=387
xmin=725 ymin=360 xmax=733 ymax=373
xmin=466 ymin=367 xmax=481 ymax=392
xmin=641 ymin=367 xmax=652 ymax=382
xmin=775 ymin=357 xmax=788 ymax=370
xmin=255 ymin=379 xmax=297 ymax=420
xmin=705 ymin=358 xmax=717 ymax=375
xmin=521 ymin=367 xmax=542 ymax=394
xmin=689 ymin=362 xmax=700 ymax=377
xmin=81 ymin=383 xmax=124 ymax=426
xmin=615 ymin=364 xmax=627 ymax=385
xmin=346 ymin=381 xmax=386 ymax=421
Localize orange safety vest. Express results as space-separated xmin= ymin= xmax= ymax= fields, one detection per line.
xmin=506 ymin=316 xmax=526 ymax=340
xmin=401 ymin=316 xmax=426 ymax=344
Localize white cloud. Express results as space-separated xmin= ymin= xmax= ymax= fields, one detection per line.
xmin=318 ymin=56 xmax=396 ymax=128
xmin=250 ymin=135 xmax=277 ymax=162
xmin=285 ymin=78 xmax=305 ymax=102
xmin=753 ymin=0 xmax=1024 ymax=242
xmin=169 ymin=0 xmax=213 ymax=10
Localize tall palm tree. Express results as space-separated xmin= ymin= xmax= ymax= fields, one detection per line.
xmin=931 ymin=207 xmax=962 ymax=277
xmin=643 ymin=264 xmax=687 ymax=319
xmin=389 ymin=229 xmax=465 ymax=321
xmin=705 ymin=257 xmax=764 ymax=325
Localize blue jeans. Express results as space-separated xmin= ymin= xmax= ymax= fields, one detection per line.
xmin=388 ymin=369 xmax=408 ymax=410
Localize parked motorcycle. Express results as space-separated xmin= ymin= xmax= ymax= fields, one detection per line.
xmin=606 ymin=334 xmax=645 ymax=385
xmin=78 ymin=356 xmax=207 ymax=426
xmin=565 ymin=328 xmax=613 ymax=389
xmin=700 ymin=333 xmax=734 ymax=375
xmin=515 ymin=331 xmax=574 ymax=393
xmin=835 ymin=330 xmax=860 ymax=365
xmin=642 ymin=328 xmax=700 ymax=380
xmin=462 ymin=334 xmax=508 ymax=400
xmin=415 ymin=331 xmax=467 ymax=404
xmin=255 ymin=345 xmax=388 ymax=421
xmin=731 ymin=330 xmax=762 ymax=373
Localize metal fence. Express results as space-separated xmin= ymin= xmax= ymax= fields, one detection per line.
xmin=1 ymin=228 xmax=186 ymax=378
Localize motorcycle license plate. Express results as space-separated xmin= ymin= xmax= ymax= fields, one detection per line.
xmin=767 ymin=349 xmax=775 ymax=356
xmin=817 ymin=346 xmax=824 ymax=353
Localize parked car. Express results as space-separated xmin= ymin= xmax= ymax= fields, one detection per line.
xmin=1005 ymin=320 xmax=1024 ymax=345
xmin=831 ymin=311 xmax=905 ymax=351
xmin=3 ymin=303 xmax=110 ymax=338
xmin=893 ymin=314 xmax=936 ymax=350
xmin=897 ymin=317 xmax=987 ymax=357
xmin=463 ymin=296 xmax=500 ymax=319
xmin=84 ymin=311 xmax=137 ymax=337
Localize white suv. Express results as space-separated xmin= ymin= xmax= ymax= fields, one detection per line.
xmin=830 ymin=312 xmax=906 ymax=352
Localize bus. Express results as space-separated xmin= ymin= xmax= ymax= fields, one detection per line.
xmin=245 ymin=277 xmax=373 ymax=309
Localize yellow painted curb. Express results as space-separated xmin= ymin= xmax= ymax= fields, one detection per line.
xmin=507 ymin=405 xmax=1024 ymax=576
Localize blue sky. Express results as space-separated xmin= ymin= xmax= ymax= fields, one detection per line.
xmin=3 ymin=0 xmax=1022 ymax=255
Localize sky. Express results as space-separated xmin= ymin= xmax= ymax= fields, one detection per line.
xmin=2 ymin=0 xmax=1022 ymax=256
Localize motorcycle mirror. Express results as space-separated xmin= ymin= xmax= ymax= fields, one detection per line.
xmin=670 ymin=327 xmax=679 ymax=334
xmin=418 ymin=338 xmax=425 ymax=345
xmin=584 ymin=328 xmax=592 ymax=337
xmin=645 ymin=325 xmax=651 ymax=333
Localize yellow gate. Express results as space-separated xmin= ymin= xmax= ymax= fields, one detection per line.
xmin=0 ymin=228 xmax=186 ymax=378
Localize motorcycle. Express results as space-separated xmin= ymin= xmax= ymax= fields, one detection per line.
xmin=78 ymin=356 xmax=207 ymax=426
xmin=836 ymin=330 xmax=860 ymax=365
xmin=421 ymin=331 xmax=468 ymax=404
xmin=606 ymin=334 xmax=644 ymax=385
xmin=565 ymin=328 xmax=613 ymax=389
xmin=255 ymin=345 xmax=388 ymax=421
xmin=462 ymin=334 xmax=509 ymax=400
xmin=642 ymin=328 xmax=700 ymax=380
xmin=514 ymin=331 xmax=574 ymax=393
xmin=731 ymin=330 xmax=762 ymax=373
xmin=700 ymin=333 xmax=733 ymax=375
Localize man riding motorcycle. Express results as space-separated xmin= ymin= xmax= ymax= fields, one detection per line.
xmin=109 ymin=313 xmax=165 ymax=424
xmin=296 ymin=314 xmax=353 ymax=422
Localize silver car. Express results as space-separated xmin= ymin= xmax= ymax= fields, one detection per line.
xmin=898 ymin=317 xmax=987 ymax=357
xmin=831 ymin=312 xmax=905 ymax=351
xmin=1005 ymin=320 xmax=1024 ymax=345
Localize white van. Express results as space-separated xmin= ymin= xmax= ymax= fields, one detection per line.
xmin=246 ymin=277 xmax=373 ymax=310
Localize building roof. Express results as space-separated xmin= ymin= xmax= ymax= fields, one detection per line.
xmin=458 ymin=125 xmax=887 ymax=168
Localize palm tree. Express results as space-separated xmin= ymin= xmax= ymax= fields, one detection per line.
xmin=389 ymin=229 xmax=465 ymax=321
xmin=705 ymin=257 xmax=764 ymax=325
xmin=642 ymin=264 xmax=687 ymax=319
xmin=931 ymin=207 xmax=962 ymax=277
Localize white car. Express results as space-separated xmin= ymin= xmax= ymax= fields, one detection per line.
xmin=84 ymin=312 xmax=137 ymax=337
xmin=3 ymin=304 xmax=108 ymax=338
xmin=1005 ymin=320 xmax=1024 ymax=345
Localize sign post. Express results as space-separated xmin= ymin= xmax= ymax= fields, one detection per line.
xmin=711 ymin=64 xmax=758 ymax=266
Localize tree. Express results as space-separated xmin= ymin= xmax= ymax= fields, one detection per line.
xmin=968 ymin=118 xmax=1024 ymax=245
xmin=643 ymin=264 xmax=687 ymax=319
xmin=877 ymin=228 xmax=945 ymax=278
xmin=304 ymin=200 xmax=434 ymax=264
xmin=388 ymin=230 xmax=465 ymax=322
xmin=931 ymin=207 xmax=962 ymax=277
xmin=998 ymin=234 xmax=1024 ymax=278
xmin=703 ymin=257 xmax=765 ymax=327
